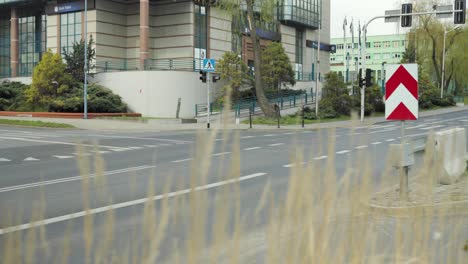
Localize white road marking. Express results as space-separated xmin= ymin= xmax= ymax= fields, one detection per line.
xmin=111 ymin=148 xmax=132 ymax=152
xmin=212 ymin=152 xmax=231 ymax=157
xmin=244 ymin=147 xmax=261 ymax=151
xmin=314 ymin=155 xmax=328 ymax=160
xmin=0 ymin=136 xmax=123 ymax=150
xmin=371 ymin=142 xmax=382 ymax=145
xmin=302 ymin=131 xmax=313 ymax=134
xmin=355 ymin=145 xmax=368 ymax=149
xmin=386 ymin=139 xmax=396 ymax=142
xmin=144 ymin=145 xmax=158 ymax=147
xmin=269 ymin=143 xmax=284 ymax=147
xmin=0 ymin=134 xmax=43 ymax=139
xmin=0 ymin=165 xmax=156 ymax=194
xmin=263 ymin=134 xmax=276 ymax=137
xmin=369 ymin=124 xmax=396 ymax=130
xmin=171 ymin=158 xmax=192 ymax=163
xmin=89 ymin=134 xmax=191 ymax=144
xmin=462 ymin=119 xmax=468 ymax=122
xmin=127 ymin=147 xmax=144 ymax=150
xmin=89 ymin=150 xmax=112 ymax=154
xmin=53 ymin=155 xmax=74 ymax=159
xmin=215 ymin=139 xmax=224 ymax=141
xmin=336 ymin=150 xmax=351 ymax=154
xmin=283 ymin=132 xmax=295 ymax=135
xmin=0 ymin=158 xmax=11 ymax=162
xmin=283 ymin=164 xmax=295 ymax=168
xmin=0 ymin=172 xmax=267 ymax=235
xmin=23 ymin=157 xmax=39 ymax=161
xmin=369 ymin=128 xmax=398 ymax=134
xmin=72 ymin=152 xmax=92 ymax=156
xmin=405 ymin=124 xmax=424 ymax=130
xmin=241 ymin=136 xmax=255 ymax=139
xmin=419 ymin=125 xmax=445 ymax=130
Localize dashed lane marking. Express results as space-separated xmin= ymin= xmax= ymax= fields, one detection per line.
xmin=355 ymin=145 xmax=368 ymax=149
xmin=371 ymin=142 xmax=382 ymax=145
xmin=336 ymin=150 xmax=351 ymax=154
xmin=0 ymin=136 xmax=123 ymax=150
xmin=88 ymin=134 xmax=191 ymax=144
xmin=263 ymin=134 xmax=276 ymax=137
xmin=313 ymin=155 xmax=328 ymax=160
xmin=241 ymin=136 xmax=255 ymax=139
xmin=23 ymin=157 xmax=39 ymax=161
xmin=171 ymin=158 xmax=193 ymax=163
xmin=212 ymin=152 xmax=231 ymax=157
xmin=269 ymin=143 xmax=285 ymax=147
xmin=144 ymin=145 xmax=159 ymax=147
xmin=0 ymin=158 xmax=11 ymax=162
xmin=386 ymin=139 xmax=396 ymax=142
xmin=419 ymin=125 xmax=445 ymax=130
xmin=53 ymin=155 xmax=74 ymax=159
xmin=244 ymin=147 xmax=261 ymax=151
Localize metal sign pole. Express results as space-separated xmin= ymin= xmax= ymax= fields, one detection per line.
xmin=207 ymin=71 xmax=211 ymax=129
xmin=400 ymin=120 xmax=409 ymax=200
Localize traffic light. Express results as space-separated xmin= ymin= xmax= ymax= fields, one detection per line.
xmin=199 ymin=70 xmax=207 ymax=83
xmin=454 ymin=0 xmax=466 ymax=24
xmin=401 ymin=3 xmax=413 ymax=27
xmin=358 ymin=69 xmax=365 ymax=87
xmin=365 ymin=68 xmax=374 ymax=87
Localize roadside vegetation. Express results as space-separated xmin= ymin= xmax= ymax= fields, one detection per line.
xmin=0 ymin=119 xmax=74 ymax=128
xmin=0 ymin=36 xmax=128 ymax=114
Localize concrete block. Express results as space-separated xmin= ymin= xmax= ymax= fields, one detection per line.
xmin=434 ymin=128 xmax=467 ymax=184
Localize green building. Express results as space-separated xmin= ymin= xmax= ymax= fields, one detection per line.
xmin=330 ymin=34 xmax=407 ymax=87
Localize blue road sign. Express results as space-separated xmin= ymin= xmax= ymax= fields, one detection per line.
xmin=202 ymin=58 xmax=216 ymax=72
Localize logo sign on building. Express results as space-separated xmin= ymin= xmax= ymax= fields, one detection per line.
xmin=202 ymin=58 xmax=216 ymax=72
xmin=45 ymin=0 xmax=95 ymax=15
xmin=385 ymin=64 xmax=418 ymax=120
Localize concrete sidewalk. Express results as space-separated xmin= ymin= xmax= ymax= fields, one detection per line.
xmin=0 ymin=105 xmax=467 ymax=132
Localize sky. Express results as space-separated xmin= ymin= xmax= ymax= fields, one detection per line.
xmin=330 ymin=0 xmax=407 ymax=38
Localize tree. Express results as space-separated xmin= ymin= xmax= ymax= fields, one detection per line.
xmin=216 ymin=0 xmax=277 ymax=117
xmin=408 ymin=1 xmax=468 ymax=96
xmin=25 ymin=51 xmax=74 ymax=105
xmin=62 ymin=35 xmax=96 ymax=83
xmin=261 ymin=42 xmax=296 ymax=90
xmin=217 ymin=51 xmax=252 ymax=101
xmin=319 ymin=72 xmax=352 ymax=118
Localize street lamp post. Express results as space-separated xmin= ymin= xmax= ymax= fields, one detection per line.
xmin=83 ymin=0 xmax=88 ymax=119
xmin=441 ymin=27 xmax=460 ymax=99
xmin=381 ymin=61 xmax=387 ymax=95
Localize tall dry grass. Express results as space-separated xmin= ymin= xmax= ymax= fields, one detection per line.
xmin=1 ymin=107 xmax=467 ymax=263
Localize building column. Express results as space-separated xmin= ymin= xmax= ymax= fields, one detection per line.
xmin=10 ymin=8 xmax=19 ymax=77
xmin=139 ymin=0 xmax=149 ymax=70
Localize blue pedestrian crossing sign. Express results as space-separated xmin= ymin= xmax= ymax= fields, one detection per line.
xmin=202 ymin=58 xmax=216 ymax=72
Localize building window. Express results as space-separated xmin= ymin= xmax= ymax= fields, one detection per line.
xmin=346 ymin=43 xmax=352 ymax=49
xmin=365 ymin=54 xmax=371 ymax=60
xmin=295 ymin=28 xmax=303 ymax=65
xmin=374 ymin=42 xmax=381 ymax=48
xmin=366 ymin=42 xmax=371 ymax=48
xmin=401 ymin=40 xmax=406 ymax=47
xmin=393 ymin=41 xmax=399 ymax=48
xmin=0 ymin=16 xmax=10 ymax=77
xmin=383 ymin=53 xmax=391 ymax=59
xmin=337 ymin=44 xmax=344 ymax=50
xmin=383 ymin=41 xmax=390 ymax=48
xmin=60 ymin=12 xmax=82 ymax=54
xmin=19 ymin=15 xmax=46 ymax=76
xmin=394 ymin=53 xmax=401 ymax=59
xmin=330 ymin=56 xmax=336 ymax=62
xmin=354 ymin=43 xmax=358 ymax=49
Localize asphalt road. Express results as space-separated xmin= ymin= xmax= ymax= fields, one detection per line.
xmin=0 ymin=110 xmax=467 ymax=263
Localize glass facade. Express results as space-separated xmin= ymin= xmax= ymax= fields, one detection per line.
xmin=194 ymin=5 xmax=207 ymax=50
xmin=278 ymin=0 xmax=321 ymax=29
xmin=60 ymin=12 xmax=82 ymax=54
xmin=0 ymin=16 xmax=10 ymax=77
xmin=18 ymin=14 xmax=46 ymax=76
xmin=295 ymin=28 xmax=303 ymax=64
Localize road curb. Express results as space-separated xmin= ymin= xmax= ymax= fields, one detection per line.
xmin=366 ymin=199 xmax=468 ymax=218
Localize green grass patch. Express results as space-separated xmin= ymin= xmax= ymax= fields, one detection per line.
xmin=0 ymin=119 xmax=75 ymax=128
xmin=464 ymin=96 xmax=468 ymax=105
xmin=243 ymin=115 xmax=351 ymax=126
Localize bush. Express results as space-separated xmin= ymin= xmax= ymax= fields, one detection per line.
xmin=0 ymin=81 xmax=29 ymax=111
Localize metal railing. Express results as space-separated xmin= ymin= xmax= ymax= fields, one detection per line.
xmin=195 ymin=90 xmax=316 ymax=117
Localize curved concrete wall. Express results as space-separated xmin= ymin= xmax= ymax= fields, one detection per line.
xmin=92 ymin=71 xmax=206 ymax=118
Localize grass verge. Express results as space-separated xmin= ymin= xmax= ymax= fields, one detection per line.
xmin=0 ymin=119 xmax=75 ymax=128
xmin=465 ymin=96 xmax=468 ymax=105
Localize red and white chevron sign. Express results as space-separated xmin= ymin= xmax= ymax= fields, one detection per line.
xmin=385 ymin=64 xmax=418 ymax=120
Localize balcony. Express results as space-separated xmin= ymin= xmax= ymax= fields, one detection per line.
xmin=277 ymin=0 xmax=321 ymax=29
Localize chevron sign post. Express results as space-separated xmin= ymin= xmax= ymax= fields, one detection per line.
xmin=385 ymin=64 xmax=418 ymax=120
